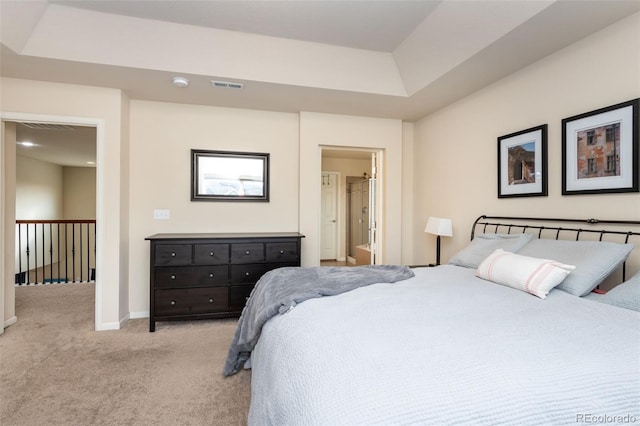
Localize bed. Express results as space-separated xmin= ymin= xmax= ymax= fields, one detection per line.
xmin=227 ymin=216 xmax=640 ymax=425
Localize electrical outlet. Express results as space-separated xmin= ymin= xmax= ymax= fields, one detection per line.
xmin=153 ymin=209 xmax=170 ymax=220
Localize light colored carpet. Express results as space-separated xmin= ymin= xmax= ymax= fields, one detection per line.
xmin=0 ymin=283 xmax=251 ymax=426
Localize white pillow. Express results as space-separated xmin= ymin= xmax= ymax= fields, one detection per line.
xmin=476 ymin=249 xmax=575 ymax=299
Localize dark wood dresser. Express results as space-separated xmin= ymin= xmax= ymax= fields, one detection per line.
xmin=145 ymin=232 xmax=304 ymax=332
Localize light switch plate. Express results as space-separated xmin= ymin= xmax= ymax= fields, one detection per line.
xmin=153 ymin=209 xmax=170 ymax=220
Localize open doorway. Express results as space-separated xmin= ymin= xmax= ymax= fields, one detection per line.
xmin=15 ymin=123 xmax=97 ymax=285
xmin=2 ymin=118 xmax=98 ymax=331
xmin=320 ymin=148 xmax=381 ymax=267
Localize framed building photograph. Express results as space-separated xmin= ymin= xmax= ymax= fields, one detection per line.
xmin=562 ymin=98 xmax=639 ymax=195
xmin=191 ymin=149 xmax=270 ymax=201
xmin=498 ymin=124 xmax=548 ymax=198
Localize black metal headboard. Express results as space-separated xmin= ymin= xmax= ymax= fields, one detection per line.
xmin=471 ymin=215 xmax=640 ymax=281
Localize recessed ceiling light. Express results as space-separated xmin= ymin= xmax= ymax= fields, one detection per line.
xmin=18 ymin=141 xmax=35 ymax=147
xmin=172 ymin=76 xmax=189 ymax=88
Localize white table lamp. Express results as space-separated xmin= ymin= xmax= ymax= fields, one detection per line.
xmin=425 ymin=217 xmax=453 ymax=266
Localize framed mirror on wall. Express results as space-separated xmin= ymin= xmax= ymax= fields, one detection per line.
xmin=191 ymin=149 xmax=270 ymax=202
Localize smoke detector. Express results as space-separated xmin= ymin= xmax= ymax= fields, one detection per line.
xmin=172 ymin=77 xmax=189 ymax=88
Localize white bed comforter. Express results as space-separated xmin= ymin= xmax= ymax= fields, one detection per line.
xmin=248 ymin=265 xmax=640 ymax=426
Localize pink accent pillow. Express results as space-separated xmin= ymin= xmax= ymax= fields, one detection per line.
xmin=476 ymin=249 xmax=575 ymax=299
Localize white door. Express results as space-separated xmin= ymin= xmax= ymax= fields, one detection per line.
xmin=320 ymin=172 xmax=338 ymax=260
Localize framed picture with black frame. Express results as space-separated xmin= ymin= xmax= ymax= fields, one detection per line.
xmin=562 ymin=98 xmax=639 ymax=195
xmin=191 ymin=149 xmax=270 ymax=202
xmin=497 ymin=124 xmax=548 ymax=198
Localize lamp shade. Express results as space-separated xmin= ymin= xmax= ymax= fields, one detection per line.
xmin=424 ymin=217 xmax=453 ymax=237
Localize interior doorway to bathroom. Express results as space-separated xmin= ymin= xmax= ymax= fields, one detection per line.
xmin=320 ymin=148 xmax=380 ymax=267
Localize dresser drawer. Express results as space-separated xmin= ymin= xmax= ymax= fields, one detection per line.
xmin=154 ymin=265 xmax=228 ymax=288
xmin=193 ymin=243 xmax=229 ymax=265
xmin=266 ymin=242 xmax=299 ymax=262
xmin=154 ymin=287 xmax=228 ymax=316
xmin=231 ymin=243 xmax=264 ymax=263
xmin=229 ymin=285 xmax=254 ymax=312
xmin=230 ymin=263 xmax=269 ymax=284
xmin=155 ymin=244 xmax=191 ymax=266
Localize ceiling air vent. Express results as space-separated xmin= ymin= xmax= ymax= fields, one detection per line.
xmin=20 ymin=123 xmax=76 ymax=130
xmin=211 ymin=80 xmax=244 ymax=90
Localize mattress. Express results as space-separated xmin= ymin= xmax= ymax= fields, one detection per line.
xmin=248 ymin=265 xmax=640 ymax=425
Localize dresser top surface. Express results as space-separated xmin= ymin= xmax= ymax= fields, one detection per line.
xmin=146 ymin=232 xmax=305 ymax=241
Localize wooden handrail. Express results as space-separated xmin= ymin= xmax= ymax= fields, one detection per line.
xmin=16 ymin=219 xmax=96 ymax=224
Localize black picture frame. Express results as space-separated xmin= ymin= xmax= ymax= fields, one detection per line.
xmin=497 ymin=124 xmax=548 ymax=198
xmin=562 ymin=98 xmax=639 ymax=195
xmin=191 ymin=149 xmax=270 ymax=202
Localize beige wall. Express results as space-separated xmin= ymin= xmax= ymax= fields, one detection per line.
xmin=321 ymin=156 xmax=371 ymax=261
xmin=62 ymin=167 xmax=96 ymax=220
xmin=1 ymin=77 xmax=127 ymax=330
xmin=401 ymin=122 xmax=415 ymax=265
xmin=300 ymin=112 xmax=404 ymax=266
xmin=16 ymin=156 xmax=63 ymax=220
xmin=127 ymin=100 xmax=299 ymax=315
xmin=412 ymin=12 xmax=640 ymax=268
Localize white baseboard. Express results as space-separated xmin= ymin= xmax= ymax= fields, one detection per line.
xmin=337 ymin=256 xmax=346 ymax=261
xmin=119 ymin=313 xmax=130 ymax=328
xmin=97 ymin=321 xmax=121 ymax=331
xmin=96 ymin=313 xmax=127 ymax=331
xmin=4 ymin=316 xmax=17 ymax=329
xmin=129 ymin=311 xmax=149 ymax=319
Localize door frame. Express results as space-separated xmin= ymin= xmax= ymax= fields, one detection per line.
xmin=1 ymin=112 xmax=104 ymax=332
xmin=319 ymin=146 xmax=383 ymax=265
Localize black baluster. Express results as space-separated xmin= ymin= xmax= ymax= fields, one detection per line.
xmin=65 ymin=223 xmax=69 ymax=283
xmin=80 ymin=223 xmax=83 ymax=282
xmin=17 ymin=224 xmax=22 ymax=285
xmin=57 ymin=223 xmax=61 ymax=283
xmin=72 ymin=224 xmax=76 ymax=282
xmin=86 ymin=222 xmax=90 ymax=282
xmin=93 ymin=222 xmax=97 ymax=282
xmin=49 ymin=223 xmax=53 ymax=284
xmin=34 ymin=224 xmax=38 ymax=284
xmin=25 ymin=224 xmax=31 ymax=285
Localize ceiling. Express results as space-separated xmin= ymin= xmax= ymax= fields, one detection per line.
xmin=51 ymin=0 xmax=440 ymax=52
xmin=2 ymin=0 xmax=639 ymax=165
xmin=15 ymin=124 xmax=96 ymax=168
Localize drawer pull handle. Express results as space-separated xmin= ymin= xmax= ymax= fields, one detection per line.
xmin=245 ymin=250 xmax=251 ymax=255
xmin=170 ymin=300 xmax=176 ymax=306
xmin=171 ymin=275 xmax=176 ymax=280
xmin=209 ymin=298 xmax=214 ymax=303
xmin=245 ymin=272 xmax=250 ymax=277
xmin=209 ymin=252 xmax=214 ymax=256
xmin=279 ymin=250 xmax=284 ymax=254
xmin=209 ymin=273 xmax=214 ymax=278
xmin=171 ymin=252 xmax=176 ymax=257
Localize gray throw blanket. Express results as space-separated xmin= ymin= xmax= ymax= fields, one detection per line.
xmin=223 ymin=265 xmax=415 ymax=376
